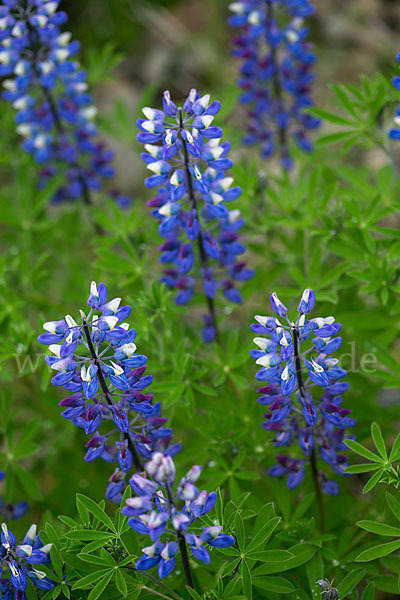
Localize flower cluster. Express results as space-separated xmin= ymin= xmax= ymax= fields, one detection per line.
xmin=0 ymin=522 xmax=54 ymax=596
xmin=137 ymin=89 xmax=253 ymax=342
xmin=0 ymin=0 xmax=128 ymax=205
xmin=0 ymin=473 xmax=27 ymax=521
xmin=250 ymin=289 xmax=356 ymax=495
xmin=122 ymin=453 xmax=234 ymax=579
xmin=389 ymin=53 xmax=400 ymax=141
xmin=38 ymin=281 xmax=180 ymax=502
xmin=229 ymin=0 xmax=320 ymax=169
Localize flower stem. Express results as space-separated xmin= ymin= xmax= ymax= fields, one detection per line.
xmin=265 ymin=0 xmax=288 ymax=164
xmin=81 ymin=318 xmax=143 ymax=471
xmin=177 ymin=532 xmax=195 ymax=591
xmin=178 ymin=108 xmax=221 ymax=344
xmin=25 ymin=24 xmax=105 ymax=224
xmin=310 ymin=446 xmax=325 ymax=532
xmin=292 ymin=326 xmax=324 ymax=532
xmin=165 ymin=483 xmax=195 ymax=594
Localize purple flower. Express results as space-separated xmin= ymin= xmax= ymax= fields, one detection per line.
xmin=0 ymin=523 xmax=54 ymax=595
xmin=124 ymin=452 xmax=234 ymax=577
xmin=139 ymin=90 xmax=254 ymax=341
xmin=0 ymin=0 xmax=130 ymax=206
xmin=229 ymin=0 xmax=320 ymax=169
xmin=251 ymin=289 xmax=355 ymax=493
xmin=39 ymin=280 xmax=178 ymax=500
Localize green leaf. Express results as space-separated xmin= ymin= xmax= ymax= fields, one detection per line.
xmin=253 ymin=543 xmax=316 ymax=576
xmin=356 ymin=540 xmax=400 ymax=562
xmin=370 ymin=423 xmax=387 ymax=460
xmin=337 ymin=568 xmax=366 ymax=597
xmin=76 ymin=494 xmax=116 ymax=533
xmin=246 ymin=517 xmax=280 ymax=552
xmin=386 ymin=492 xmax=400 ymax=522
xmin=363 ymin=469 xmax=385 ymax=494
xmin=65 ymin=529 xmax=115 ymax=541
xmin=357 ymin=520 xmax=400 ymax=536
xmin=78 ymin=553 xmax=111 ymax=566
xmin=87 ymin=570 xmax=114 ymax=600
xmin=50 ymin=546 xmax=63 ymax=580
xmin=370 ymin=575 xmax=399 ymax=594
xmin=389 ymin=433 xmax=400 ymax=462
xmin=246 ymin=550 xmax=294 ymax=562
xmin=306 ymin=107 xmax=356 ymax=126
xmin=72 ymin=569 xmax=112 ymax=590
xmin=234 ymin=512 xmax=245 ymax=550
xmin=253 ymin=576 xmax=295 ymax=593
xmin=114 ymin=569 xmax=128 ymax=597
xmin=362 ymin=582 xmax=375 ymax=600
xmin=345 ymin=464 xmax=382 ymax=474
xmin=345 ymin=440 xmax=382 ymax=463
xmin=241 ymin=560 xmax=252 ymax=600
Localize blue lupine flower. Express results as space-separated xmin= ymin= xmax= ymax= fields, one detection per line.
xmin=250 ymin=289 xmax=356 ymax=494
xmin=0 ymin=472 xmax=28 ymax=521
xmin=389 ymin=53 xmax=400 ymax=140
xmin=229 ymin=0 xmax=320 ymax=169
xmin=0 ymin=0 xmax=129 ymax=206
xmin=123 ymin=452 xmax=234 ymax=578
xmin=39 ymin=281 xmax=180 ymax=500
xmin=0 ymin=523 xmax=54 ymax=596
xmin=138 ymin=89 xmax=254 ymax=342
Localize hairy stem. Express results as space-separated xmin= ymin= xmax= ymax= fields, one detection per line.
xmin=292 ymin=326 xmax=324 ymax=532
xmin=81 ymin=318 xmax=143 ymax=471
xmin=178 ymin=108 xmax=221 ymax=344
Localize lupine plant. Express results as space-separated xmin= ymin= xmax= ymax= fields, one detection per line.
xmin=1 ymin=0 xmax=400 ymax=598
xmin=38 ymin=281 xmax=180 ymax=502
xmin=250 ymin=289 xmax=356 ymax=527
xmin=0 ymin=0 xmax=128 ymax=206
xmin=229 ymin=0 xmax=320 ymax=169
xmin=137 ymin=90 xmax=254 ymax=341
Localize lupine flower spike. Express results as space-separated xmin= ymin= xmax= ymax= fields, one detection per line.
xmin=0 ymin=0 xmax=129 ymax=206
xmin=250 ymin=290 xmax=355 ymax=505
xmin=0 ymin=522 xmax=54 ymax=595
xmin=229 ymin=0 xmax=321 ymax=169
xmin=38 ymin=281 xmax=180 ymax=502
xmin=137 ymin=90 xmax=254 ymax=342
xmin=389 ymin=53 xmax=400 ymax=141
xmin=122 ymin=453 xmax=235 ymax=581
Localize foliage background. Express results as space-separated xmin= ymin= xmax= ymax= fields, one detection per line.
xmin=1 ymin=0 xmax=400 ymax=598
